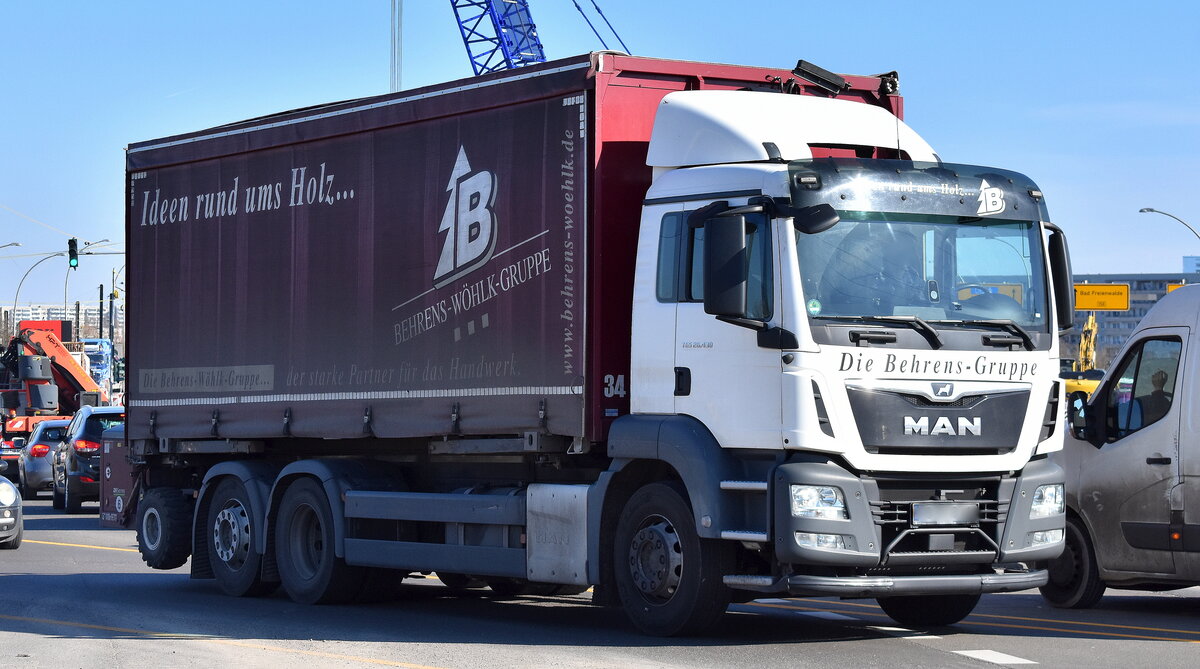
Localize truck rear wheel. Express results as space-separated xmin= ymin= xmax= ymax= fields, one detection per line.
xmin=137 ymin=488 xmax=193 ymax=570
xmin=1039 ymin=516 xmax=1106 ymax=609
xmin=207 ymin=477 xmax=276 ymax=597
xmin=275 ymin=477 xmax=367 ymax=604
xmin=613 ymin=481 xmax=732 ymax=636
xmin=876 ymin=593 xmax=980 ymax=628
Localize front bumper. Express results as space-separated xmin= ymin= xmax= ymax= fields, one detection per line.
xmin=0 ymin=505 xmax=22 ymax=541
xmin=771 ymin=456 xmax=1066 ymax=569
xmin=727 ymin=568 xmax=1047 ymax=597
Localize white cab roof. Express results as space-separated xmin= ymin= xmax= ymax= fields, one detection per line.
xmin=646 ymin=90 xmax=938 ymax=168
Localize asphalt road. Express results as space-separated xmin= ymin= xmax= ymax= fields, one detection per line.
xmin=3 ymin=497 xmax=1200 ymax=668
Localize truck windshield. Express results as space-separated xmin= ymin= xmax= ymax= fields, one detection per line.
xmin=796 ymin=212 xmax=1048 ymax=331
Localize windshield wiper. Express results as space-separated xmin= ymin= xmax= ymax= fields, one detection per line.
xmin=944 ymin=319 xmax=1036 ymax=351
xmin=817 ymin=315 xmax=944 ymax=349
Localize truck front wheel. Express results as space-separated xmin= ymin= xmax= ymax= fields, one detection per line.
xmin=137 ymin=488 xmax=193 ymax=570
xmin=207 ymin=477 xmax=276 ymax=597
xmin=876 ymin=593 xmax=980 ymax=628
xmin=1039 ymin=516 xmax=1105 ymax=609
xmin=613 ymin=481 xmax=732 ymax=636
xmin=275 ymin=477 xmax=367 ymax=604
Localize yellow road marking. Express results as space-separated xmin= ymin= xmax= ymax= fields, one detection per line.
xmin=0 ymin=613 xmax=449 ymax=668
xmin=24 ymin=539 xmax=138 ymax=553
xmin=745 ymin=599 xmax=1200 ymax=642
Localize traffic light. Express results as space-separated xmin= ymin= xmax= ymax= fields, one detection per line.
xmin=67 ymin=238 xmax=79 ymax=268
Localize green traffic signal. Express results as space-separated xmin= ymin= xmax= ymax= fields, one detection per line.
xmin=68 ymin=237 xmax=78 ymax=267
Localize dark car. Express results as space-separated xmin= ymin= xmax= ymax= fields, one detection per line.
xmin=0 ymin=465 xmax=23 ymax=548
xmin=53 ymin=405 xmax=125 ymax=514
xmin=18 ymin=419 xmax=69 ymax=500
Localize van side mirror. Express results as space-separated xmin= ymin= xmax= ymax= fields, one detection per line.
xmin=703 ymin=215 xmax=750 ymax=317
xmin=1067 ymin=390 xmax=1102 ymax=446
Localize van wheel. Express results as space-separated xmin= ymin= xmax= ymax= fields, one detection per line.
xmin=208 ymin=477 xmax=276 ymax=597
xmin=275 ymin=477 xmax=366 ymax=604
xmin=1040 ymin=516 xmax=1105 ymax=608
xmin=876 ymin=593 xmax=980 ymax=628
xmin=137 ymin=488 xmax=193 ymax=570
xmin=613 ymin=481 xmax=732 ymax=636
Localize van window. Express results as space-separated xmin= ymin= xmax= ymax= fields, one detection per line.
xmin=1106 ymin=337 xmax=1182 ymax=439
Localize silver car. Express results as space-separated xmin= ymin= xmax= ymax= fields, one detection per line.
xmin=18 ymin=419 xmax=69 ymax=500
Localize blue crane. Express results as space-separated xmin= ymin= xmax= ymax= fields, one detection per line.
xmin=450 ymin=0 xmax=547 ymax=76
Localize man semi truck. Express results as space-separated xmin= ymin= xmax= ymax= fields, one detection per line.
xmin=107 ymin=53 xmax=1074 ymax=635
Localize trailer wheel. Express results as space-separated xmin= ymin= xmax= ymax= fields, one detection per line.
xmin=207 ymin=477 xmax=276 ymax=597
xmin=876 ymin=593 xmax=980 ymax=628
xmin=275 ymin=477 xmax=366 ymax=604
xmin=137 ymin=488 xmax=193 ymax=570
xmin=613 ymin=481 xmax=732 ymax=636
xmin=1039 ymin=516 xmax=1106 ymax=609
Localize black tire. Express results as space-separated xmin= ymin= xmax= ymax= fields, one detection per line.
xmin=1039 ymin=516 xmax=1106 ymax=609
xmin=0 ymin=525 xmax=22 ymax=550
xmin=137 ymin=488 xmax=193 ymax=570
xmin=64 ymin=475 xmax=83 ymax=514
xmin=275 ymin=477 xmax=366 ymax=604
xmin=18 ymin=470 xmax=37 ymax=501
xmin=207 ymin=477 xmax=276 ymax=597
xmin=438 ymin=572 xmax=487 ymax=590
xmin=877 ymin=593 xmax=981 ymax=628
xmin=613 ymin=481 xmax=732 ymax=636
xmin=51 ymin=469 xmax=65 ymax=510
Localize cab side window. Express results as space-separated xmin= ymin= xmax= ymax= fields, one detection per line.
xmin=655 ymin=209 xmax=773 ymax=320
xmin=1106 ymin=337 xmax=1182 ymax=439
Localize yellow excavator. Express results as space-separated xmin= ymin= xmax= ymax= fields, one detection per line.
xmin=1062 ymin=313 xmax=1103 ymax=397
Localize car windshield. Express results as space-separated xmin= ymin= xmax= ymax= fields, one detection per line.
xmin=796 ymin=212 xmax=1048 ymax=330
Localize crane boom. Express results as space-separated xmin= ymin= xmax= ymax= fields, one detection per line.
xmin=450 ymin=0 xmax=546 ymax=75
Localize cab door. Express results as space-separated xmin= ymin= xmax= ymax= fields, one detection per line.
xmin=1081 ymin=331 xmax=1185 ymax=575
xmin=671 ymin=206 xmax=782 ymax=449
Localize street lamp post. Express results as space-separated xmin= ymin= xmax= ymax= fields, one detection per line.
xmin=12 ymin=252 xmax=65 ymax=337
xmin=0 ymin=242 xmax=21 ymax=250
xmin=1139 ymin=208 xmax=1200 ymax=242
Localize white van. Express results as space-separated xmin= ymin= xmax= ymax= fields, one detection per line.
xmin=1041 ymin=284 xmax=1200 ymax=607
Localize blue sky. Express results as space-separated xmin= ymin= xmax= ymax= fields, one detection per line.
xmin=2 ymin=1 xmax=1198 ymax=307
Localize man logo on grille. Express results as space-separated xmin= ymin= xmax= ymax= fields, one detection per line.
xmin=933 ymin=382 xmax=954 ymax=397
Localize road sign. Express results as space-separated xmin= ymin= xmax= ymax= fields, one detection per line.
xmin=1074 ymin=284 xmax=1129 ymax=311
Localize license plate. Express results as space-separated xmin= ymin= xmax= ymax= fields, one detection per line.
xmin=912 ymin=502 xmax=979 ymax=526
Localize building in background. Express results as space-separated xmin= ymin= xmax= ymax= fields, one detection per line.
xmin=1185 ymin=256 xmax=1200 ymax=273
xmin=1065 ymin=272 xmax=1199 ymax=370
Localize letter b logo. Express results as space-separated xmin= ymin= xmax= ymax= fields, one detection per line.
xmin=434 ymin=147 xmax=498 ymax=288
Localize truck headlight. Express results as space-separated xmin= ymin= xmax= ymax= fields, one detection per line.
xmin=1030 ymin=484 xmax=1064 ymax=518
xmin=0 ymin=479 xmax=17 ymax=507
xmin=790 ymin=485 xmax=847 ymax=519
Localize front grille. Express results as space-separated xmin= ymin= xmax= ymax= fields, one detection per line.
xmin=868 ymin=478 xmax=1009 ymax=564
xmin=899 ymin=393 xmax=985 ymax=408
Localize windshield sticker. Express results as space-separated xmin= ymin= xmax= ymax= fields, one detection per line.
xmin=976 ymin=179 xmax=1006 ymax=216
xmin=807 ymin=299 xmax=822 ymax=316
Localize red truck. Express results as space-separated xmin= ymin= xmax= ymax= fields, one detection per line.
xmin=108 ymin=52 xmax=1074 ymax=635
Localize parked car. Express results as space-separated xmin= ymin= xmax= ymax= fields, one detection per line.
xmin=0 ymin=464 xmax=23 ymax=548
xmin=53 ymin=405 xmax=125 ymax=514
xmin=18 ymin=419 xmax=70 ymax=500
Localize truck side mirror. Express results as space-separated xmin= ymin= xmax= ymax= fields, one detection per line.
xmin=703 ymin=215 xmax=749 ymax=317
xmin=1047 ymin=226 xmax=1074 ymax=331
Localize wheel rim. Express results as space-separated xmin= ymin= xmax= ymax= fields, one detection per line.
xmin=286 ymin=503 xmax=325 ymax=580
xmin=143 ymin=507 xmax=163 ymax=551
xmin=627 ymin=514 xmax=683 ymax=603
xmin=213 ymin=498 xmax=252 ymax=568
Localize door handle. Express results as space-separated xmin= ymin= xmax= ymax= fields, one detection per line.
xmin=674 ymin=367 xmax=691 ymax=397
xmin=1146 ymin=457 xmax=1172 ymax=465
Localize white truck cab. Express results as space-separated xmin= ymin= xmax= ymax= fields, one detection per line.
xmin=1043 ymin=284 xmax=1200 ymax=607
